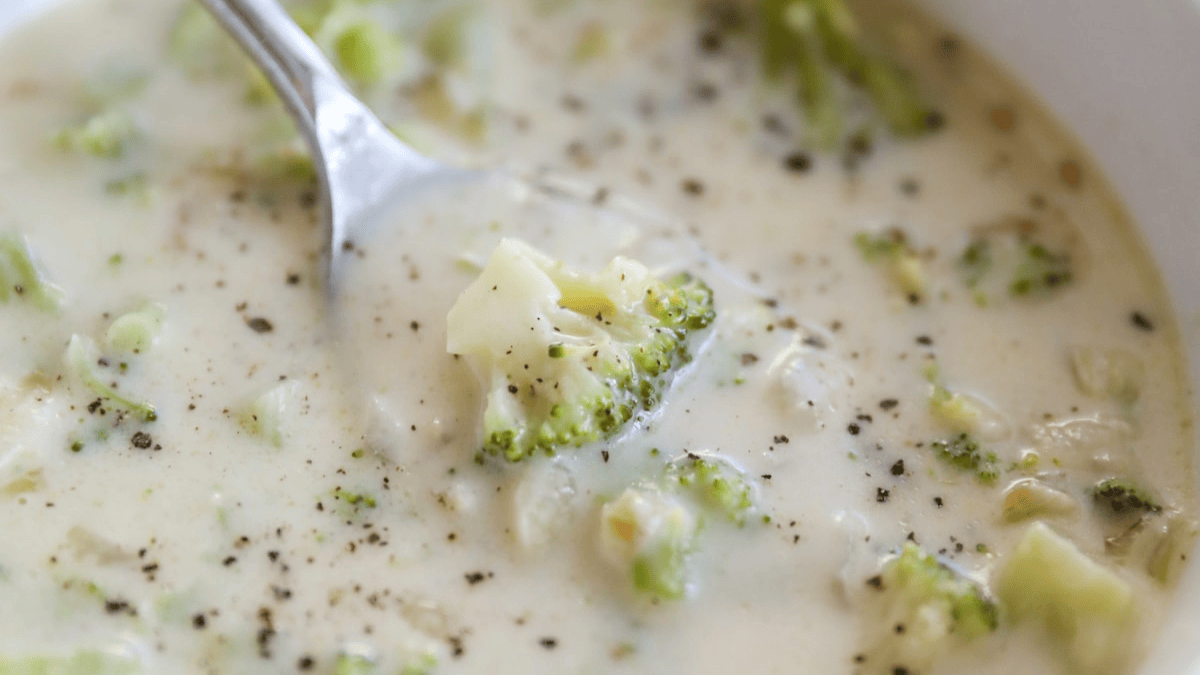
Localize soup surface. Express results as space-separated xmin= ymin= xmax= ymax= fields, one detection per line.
xmin=0 ymin=1 xmax=1195 ymax=674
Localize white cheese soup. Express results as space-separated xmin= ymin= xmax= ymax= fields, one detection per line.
xmin=0 ymin=0 xmax=1195 ymax=674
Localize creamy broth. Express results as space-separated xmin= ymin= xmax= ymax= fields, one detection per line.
xmin=0 ymin=1 xmax=1195 ymax=674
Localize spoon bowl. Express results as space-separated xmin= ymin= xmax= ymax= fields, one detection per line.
xmin=199 ymin=0 xmax=477 ymax=289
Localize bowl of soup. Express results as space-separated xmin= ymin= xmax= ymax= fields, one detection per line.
xmin=0 ymin=0 xmax=1196 ymax=673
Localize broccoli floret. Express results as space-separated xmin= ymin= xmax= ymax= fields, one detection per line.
xmin=957 ymin=229 xmax=1072 ymax=303
xmin=758 ymin=0 xmax=936 ymax=148
xmin=929 ymin=433 xmax=998 ymax=485
xmin=853 ymin=229 xmax=926 ymax=302
xmin=861 ymin=543 xmax=997 ymax=674
xmin=1009 ymin=242 xmax=1072 ymax=296
xmin=997 ymin=522 xmax=1137 ymax=674
xmin=0 ymin=232 xmax=63 ymax=311
xmin=1090 ymin=478 xmax=1162 ymax=515
xmin=53 ymin=109 xmax=139 ymax=159
xmin=599 ymin=486 xmax=698 ymax=601
xmin=447 ymin=238 xmax=715 ymax=462
xmin=667 ymin=454 xmax=760 ymax=525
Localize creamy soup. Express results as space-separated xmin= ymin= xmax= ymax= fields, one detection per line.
xmin=0 ymin=1 xmax=1195 ymax=674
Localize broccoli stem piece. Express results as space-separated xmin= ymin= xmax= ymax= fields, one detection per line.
xmin=0 ymin=232 xmax=63 ymax=311
xmin=66 ymin=335 xmax=157 ymax=423
xmin=997 ymin=522 xmax=1137 ymax=674
xmin=853 ymin=229 xmax=926 ymax=302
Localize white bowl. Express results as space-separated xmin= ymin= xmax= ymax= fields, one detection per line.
xmin=2 ymin=0 xmax=1198 ymax=671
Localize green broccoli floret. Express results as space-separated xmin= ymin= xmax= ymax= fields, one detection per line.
xmin=446 ymin=238 xmax=715 ymax=462
xmin=929 ymin=433 xmax=998 ymax=484
xmin=957 ymin=230 xmax=1072 ymax=303
xmin=854 ymin=229 xmax=926 ymax=302
xmin=599 ymin=486 xmax=698 ymax=601
xmin=0 ymin=232 xmax=63 ymax=311
xmin=1090 ymin=478 xmax=1162 ymax=516
xmin=53 ymin=109 xmax=139 ymax=159
xmin=758 ymin=0 xmax=936 ymax=148
xmin=1009 ymin=242 xmax=1072 ymax=296
xmin=667 ymin=454 xmax=760 ymax=525
xmin=861 ymin=543 xmax=997 ymax=674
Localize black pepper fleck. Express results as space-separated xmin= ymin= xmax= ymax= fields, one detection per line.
xmin=1130 ymin=311 xmax=1154 ymax=332
xmin=784 ymin=151 xmax=812 ymax=173
xmin=890 ymin=460 xmax=905 ymax=476
xmin=681 ymin=178 xmax=704 ymax=196
xmin=131 ymin=431 xmax=153 ymax=449
xmin=876 ymin=488 xmax=890 ymax=503
xmin=246 ymin=317 xmax=274 ymax=333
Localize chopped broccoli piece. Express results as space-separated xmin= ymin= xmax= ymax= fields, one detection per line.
xmin=853 ymin=229 xmax=926 ymax=302
xmin=423 ymin=5 xmax=473 ymax=69
xmin=957 ymin=228 xmax=1073 ymax=302
xmin=997 ymin=522 xmax=1137 ymax=674
xmin=0 ymin=232 xmax=63 ymax=311
xmin=310 ymin=0 xmax=403 ymax=87
xmin=1009 ymin=242 xmax=1072 ymax=296
xmin=571 ymin=22 xmax=610 ymax=64
xmin=333 ymin=488 xmax=377 ymax=509
xmin=236 ymin=380 xmax=300 ymax=448
xmin=104 ymin=173 xmax=155 ymax=206
xmin=667 ymin=454 xmax=760 ymax=525
xmin=334 ymin=22 xmax=392 ymax=85
xmin=599 ymin=486 xmax=698 ymax=601
xmin=758 ymin=0 xmax=935 ymax=148
xmin=446 ymin=238 xmax=714 ymax=462
xmin=1090 ymin=478 xmax=1162 ymax=516
xmin=399 ymin=653 xmax=438 ymax=675
xmin=65 ymin=335 xmax=157 ymax=422
xmin=928 ymin=383 xmax=983 ymax=432
xmin=929 ymin=433 xmax=998 ymax=484
xmin=861 ymin=543 xmax=997 ymax=674
xmin=105 ymin=302 xmax=165 ymax=354
xmin=53 ymin=109 xmax=139 ymax=159
xmin=408 ymin=74 xmax=488 ymax=145
xmin=333 ymin=654 xmax=375 ymax=675
xmin=0 ymin=651 xmax=141 ymax=674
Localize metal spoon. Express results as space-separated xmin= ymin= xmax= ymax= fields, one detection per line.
xmin=197 ymin=0 xmax=474 ymax=289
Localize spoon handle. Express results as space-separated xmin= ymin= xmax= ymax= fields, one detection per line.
xmin=196 ymin=0 xmax=339 ymax=150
